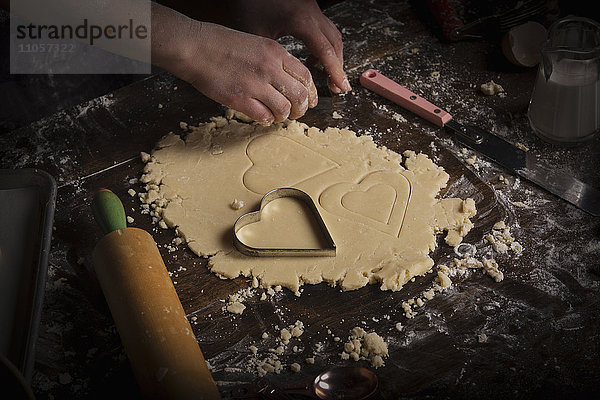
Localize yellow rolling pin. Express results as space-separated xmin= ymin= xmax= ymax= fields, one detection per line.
xmin=91 ymin=189 xmax=220 ymax=399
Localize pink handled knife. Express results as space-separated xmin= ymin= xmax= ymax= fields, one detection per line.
xmin=360 ymin=69 xmax=451 ymax=127
xmin=359 ymin=69 xmax=483 ymax=143
xmin=359 ymin=69 xmax=600 ymax=216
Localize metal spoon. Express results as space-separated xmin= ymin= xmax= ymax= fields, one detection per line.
xmin=283 ymin=366 xmax=378 ymax=400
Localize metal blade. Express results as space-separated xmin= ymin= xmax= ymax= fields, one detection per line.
xmin=446 ymin=120 xmax=528 ymax=171
xmin=517 ymin=154 xmax=600 ymax=216
xmin=447 ymin=121 xmax=600 ymax=216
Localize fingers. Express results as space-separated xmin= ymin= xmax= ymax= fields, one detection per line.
xmin=244 ymin=84 xmax=293 ymax=125
xmin=230 ymin=98 xmax=276 ymax=126
xmin=246 ymin=76 xmax=310 ymax=124
xmin=262 ymin=85 xmax=292 ymax=123
xmin=319 ymin=18 xmax=350 ymax=93
xmin=294 ymin=18 xmax=350 ymax=94
xmin=275 ymin=82 xmax=309 ymax=120
xmin=282 ymin=54 xmax=318 ymax=109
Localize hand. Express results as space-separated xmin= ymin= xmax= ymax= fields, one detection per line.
xmin=172 ymin=21 xmax=318 ymax=125
xmin=228 ymin=0 xmax=350 ymax=94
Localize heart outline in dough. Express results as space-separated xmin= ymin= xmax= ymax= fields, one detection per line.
xmin=233 ymin=187 xmax=336 ymax=257
xmin=319 ymin=171 xmax=412 ymax=237
xmin=242 ymin=135 xmax=339 ymax=195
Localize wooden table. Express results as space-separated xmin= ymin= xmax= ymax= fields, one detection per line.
xmin=2 ymin=1 xmax=599 ymax=398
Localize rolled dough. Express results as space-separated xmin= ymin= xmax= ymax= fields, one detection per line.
xmin=139 ymin=113 xmax=476 ymax=293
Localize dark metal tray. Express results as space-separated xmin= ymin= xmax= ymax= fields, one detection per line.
xmin=0 ymin=169 xmax=56 ymax=381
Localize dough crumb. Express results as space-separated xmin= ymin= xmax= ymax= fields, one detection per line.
xmin=465 ymin=156 xmax=479 ymax=170
xmin=437 ymin=271 xmax=452 ymax=289
xmin=341 ymin=328 xmax=388 ymax=368
xmin=392 ymin=112 xmax=406 ymax=122
xmin=255 ymin=356 xmax=282 ymax=376
xmin=332 ymin=111 xmax=343 ymax=119
xmin=127 ymin=188 xmax=136 ymax=197
xmin=485 ymin=222 xmax=522 ymax=255
xmin=226 ymin=301 xmax=246 ymax=314
xmin=126 ymin=216 xmax=134 ymax=224
xmin=224 ymin=287 xmax=257 ymax=314
xmin=280 ymin=329 xmax=292 ymax=344
xmin=493 ymin=221 xmax=506 ymax=230
xmin=478 ymin=333 xmax=488 ymax=343
xmin=480 ymin=80 xmax=505 ymax=96
xmin=482 ymin=257 xmax=504 ymax=282
xmin=402 ymin=301 xmax=416 ymax=319
xmin=140 ymin=151 xmax=151 ymax=163
xmin=439 ymin=238 xmax=510 ymax=285
xmin=515 ymin=142 xmax=529 ymax=152
xmin=462 ymin=198 xmax=477 ymax=216
xmin=290 ymin=362 xmax=301 ymax=372
xmin=230 ymin=199 xmax=245 ymax=210
xmin=305 ymin=357 xmax=315 ymax=364
xmin=225 ymin=108 xmax=254 ymax=122
xmin=277 ymin=320 xmax=304 ymax=345
xmin=210 ymin=145 xmax=224 ymax=155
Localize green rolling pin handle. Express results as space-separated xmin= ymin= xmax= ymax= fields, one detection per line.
xmin=92 ymin=189 xmax=127 ymax=235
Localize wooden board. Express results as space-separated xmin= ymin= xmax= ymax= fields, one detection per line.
xmin=1 ymin=1 xmax=599 ymax=399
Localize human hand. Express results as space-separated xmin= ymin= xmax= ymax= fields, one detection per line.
xmin=228 ymin=0 xmax=350 ymax=94
xmin=169 ymin=21 xmax=318 ymax=125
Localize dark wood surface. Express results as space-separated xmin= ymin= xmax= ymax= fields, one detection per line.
xmin=2 ymin=1 xmax=599 ymax=399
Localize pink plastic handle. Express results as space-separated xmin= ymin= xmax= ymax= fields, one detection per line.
xmin=360 ymin=69 xmax=452 ymax=127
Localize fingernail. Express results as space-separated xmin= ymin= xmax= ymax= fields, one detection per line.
xmin=258 ymin=118 xmax=274 ymax=126
xmin=330 ymin=85 xmax=342 ymax=94
xmin=342 ymin=77 xmax=352 ymax=92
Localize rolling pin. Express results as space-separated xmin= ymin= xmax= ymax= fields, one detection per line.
xmin=91 ymin=189 xmax=220 ymax=399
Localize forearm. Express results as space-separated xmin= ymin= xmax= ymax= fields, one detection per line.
xmin=150 ymin=1 xmax=197 ymax=74
xmin=155 ymin=0 xmax=233 ymax=27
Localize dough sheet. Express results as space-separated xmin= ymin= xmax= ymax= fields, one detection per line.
xmin=140 ymin=113 xmax=476 ymax=293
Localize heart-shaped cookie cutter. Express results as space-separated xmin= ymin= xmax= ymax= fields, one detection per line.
xmin=233 ymin=187 xmax=336 ymax=257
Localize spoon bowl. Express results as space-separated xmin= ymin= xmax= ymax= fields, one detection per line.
xmin=313 ymin=366 xmax=378 ymax=400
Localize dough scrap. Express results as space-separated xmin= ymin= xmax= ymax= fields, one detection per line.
xmin=341 ymin=327 xmax=388 ymax=368
xmin=140 ymin=114 xmax=476 ymax=293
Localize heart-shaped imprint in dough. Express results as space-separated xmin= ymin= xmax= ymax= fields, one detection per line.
xmin=341 ymin=184 xmax=397 ymax=224
xmin=243 ymin=135 xmax=338 ymax=194
xmin=319 ymin=171 xmax=411 ymax=237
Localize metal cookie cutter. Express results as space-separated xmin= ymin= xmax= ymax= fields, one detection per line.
xmin=233 ymin=187 xmax=336 ymax=257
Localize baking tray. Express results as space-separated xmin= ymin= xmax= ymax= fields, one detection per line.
xmin=0 ymin=169 xmax=56 ymax=381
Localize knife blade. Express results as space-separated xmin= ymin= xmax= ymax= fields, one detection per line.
xmin=360 ymin=69 xmax=600 ymax=216
xmin=449 ymin=121 xmax=600 ymax=216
